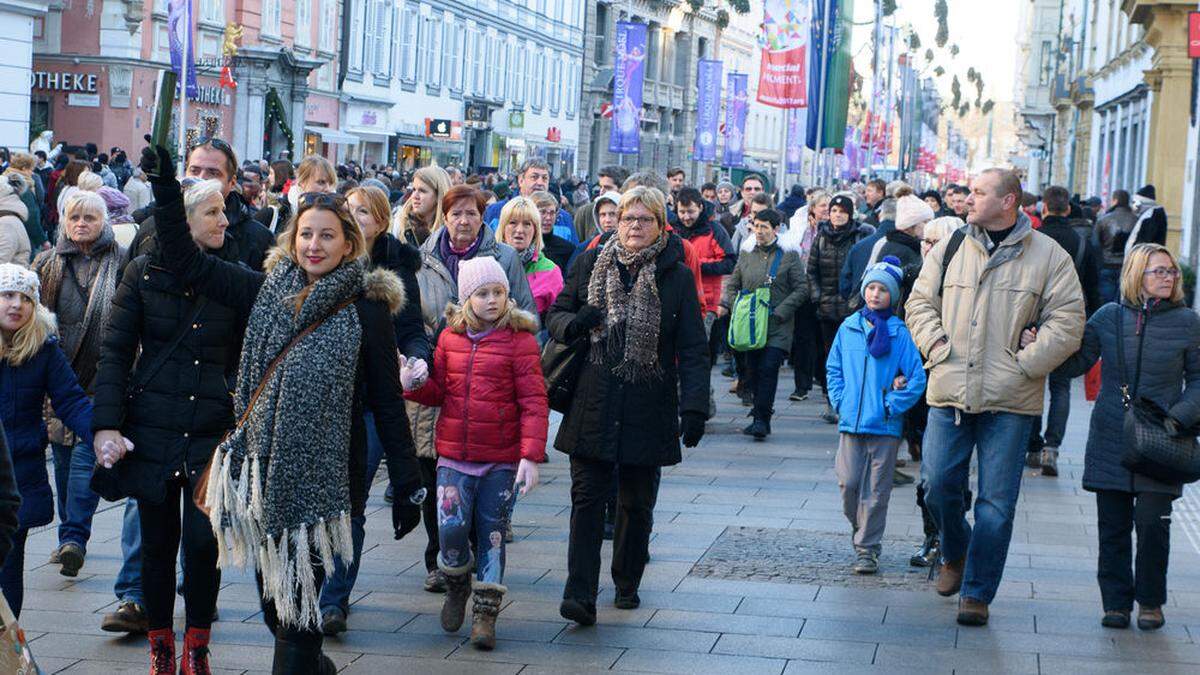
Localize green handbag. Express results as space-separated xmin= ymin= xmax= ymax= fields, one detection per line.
xmin=727 ymin=250 xmax=782 ymax=352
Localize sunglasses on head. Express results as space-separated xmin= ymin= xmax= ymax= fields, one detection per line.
xmin=297 ymin=191 xmax=347 ymax=209
xmin=189 ymin=136 xmax=232 ymax=152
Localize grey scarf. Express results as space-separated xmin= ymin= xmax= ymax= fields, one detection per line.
xmin=206 ymin=255 xmax=366 ymax=629
xmin=585 ymin=233 xmax=667 ymax=382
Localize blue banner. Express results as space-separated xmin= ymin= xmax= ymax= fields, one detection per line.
xmin=610 ymin=22 xmax=648 ymax=155
xmin=693 ymin=59 xmax=723 ymax=162
xmin=805 ymin=0 xmax=840 ymax=150
xmin=723 ymin=73 xmax=749 ymax=167
xmin=167 ymin=0 xmax=198 ymax=97
xmin=786 ymin=107 xmax=806 ymax=173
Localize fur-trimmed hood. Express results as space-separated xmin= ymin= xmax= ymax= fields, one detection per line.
xmin=443 ymin=301 xmax=538 ymax=334
xmin=262 ymin=247 xmax=407 ymax=316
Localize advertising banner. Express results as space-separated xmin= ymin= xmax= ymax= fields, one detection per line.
xmin=694 ymin=59 xmax=723 ymax=161
xmin=757 ymin=0 xmax=811 ymax=108
xmin=723 ymin=73 xmax=749 ymax=167
xmin=609 ymin=21 xmax=648 ymax=154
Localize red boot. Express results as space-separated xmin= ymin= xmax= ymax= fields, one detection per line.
xmin=181 ymin=627 xmax=211 ymax=675
xmin=147 ymin=628 xmax=175 ymax=675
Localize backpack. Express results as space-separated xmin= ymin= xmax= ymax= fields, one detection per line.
xmin=727 ymin=249 xmax=783 ymax=352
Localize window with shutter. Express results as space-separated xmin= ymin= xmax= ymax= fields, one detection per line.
xmin=349 ymin=0 xmax=365 ymax=71
xmin=375 ymin=0 xmax=392 ymax=77
xmin=295 ymin=0 xmax=311 ymax=48
xmin=427 ymin=16 xmax=443 ymax=87
xmin=447 ymin=19 xmax=462 ymax=93
xmin=320 ymin=0 xmax=336 ymax=52
xmin=473 ymin=28 xmax=485 ymax=96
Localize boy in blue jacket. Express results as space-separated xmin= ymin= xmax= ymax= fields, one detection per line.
xmin=826 ymin=258 xmax=926 ymax=575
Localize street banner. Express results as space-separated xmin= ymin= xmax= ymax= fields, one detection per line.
xmin=694 ymin=59 xmax=723 ymax=162
xmin=786 ymin=107 xmax=807 ymax=173
xmin=806 ymin=0 xmax=855 ymax=150
xmin=610 ymin=21 xmax=647 ymax=154
xmin=723 ymin=73 xmax=750 ymax=167
xmin=757 ymin=0 xmax=811 ymax=108
xmin=167 ymin=0 xmax=198 ymax=98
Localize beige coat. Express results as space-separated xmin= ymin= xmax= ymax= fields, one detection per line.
xmin=904 ymin=215 xmax=1085 ymax=416
xmin=0 ymin=181 xmax=31 ymax=266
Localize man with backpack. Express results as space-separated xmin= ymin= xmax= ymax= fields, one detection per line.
xmin=905 ymin=169 xmax=1084 ymax=627
xmin=1025 ymin=186 xmax=1102 ymax=475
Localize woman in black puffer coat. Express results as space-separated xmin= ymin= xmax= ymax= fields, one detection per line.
xmin=1053 ymin=243 xmax=1200 ymax=632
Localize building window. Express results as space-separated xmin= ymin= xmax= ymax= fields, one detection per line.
xmin=399 ymin=5 xmax=420 ymax=82
xmin=294 ymin=1 xmax=311 ymax=47
xmin=426 ymin=15 xmax=443 ymax=87
xmin=1038 ymin=40 xmax=1053 ymax=86
xmin=473 ymin=27 xmax=486 ymax=96
xmin=200 ymin=0 xmax=223 ymax=24
xmin=372 ymin=0 xmax=392 ymax=77
xmin=548 ymin=52 xmax=561 ymax=115
xmin=595 ymin=4 xmax=609 ymax=64
xmin=509 ymin=43 xmax=524 ymax=105
xmin=673 ymin=33 xmax=689 ymax=87
xmin=262 ymin=0 xmax=281 ymax=37
xmin=447 ymin=18 xmax=463 ymax=93
xmin=320 ymin=0 xmax=337 ymax=52
xmin=565 ymin=57 xmax=577 ymax=117
xmin=487 ymin=37 xmax=502 ymax=99
xmin=525 ymin=43 xmax=535 ymax=108
xmin=349 ymin=1 xmax=365 ymax=71
xmin=646 ymin=23 xmax=660 ymax=82
xmin=531 ymin=50 xmax=545 ymax=110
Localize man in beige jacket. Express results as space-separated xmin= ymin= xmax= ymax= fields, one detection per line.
xmin=905 ymin=168 xmax=1085 ymax=627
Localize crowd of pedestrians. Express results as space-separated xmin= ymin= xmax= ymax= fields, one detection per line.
xmin=0 ymin=135 xmax=1197 ymax=673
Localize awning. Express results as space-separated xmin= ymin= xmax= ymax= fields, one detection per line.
xmin=304 ymin=126 xmax=359 ymax=145
xmin=347 ymin=128 xmax=391 ymax=144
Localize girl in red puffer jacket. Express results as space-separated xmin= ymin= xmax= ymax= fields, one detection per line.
xmin=401 ymin=255 xmax=548 ymax=651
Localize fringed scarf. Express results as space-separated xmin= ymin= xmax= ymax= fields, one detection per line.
xmin=585 ymin=233 xmax=668 ymax=382
xmin=205 ymin=255 xmax=366 ymax=630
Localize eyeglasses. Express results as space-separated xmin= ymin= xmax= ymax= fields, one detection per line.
xmin=1144 ymin=267 xmax=1180 ymax=279
xmin=298 ymin=191 xmax=348 ymax=210
xmin=619 ymin=216 xmax=658 ymax=227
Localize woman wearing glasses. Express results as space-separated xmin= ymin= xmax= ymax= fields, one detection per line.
xmin=124 ymin=146 xmax=426 ymax=674
xmin=1032 ymin=243 xmax=1200 ymax=631
xmin=546 ymin=187 xmax=708 ymax=626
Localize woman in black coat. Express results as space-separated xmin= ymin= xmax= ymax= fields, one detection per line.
xmin=0 ymin=424 xmax=19 ymax=573
xmin=546 ymin=186 xmax=708 ymax=626
xmin=92 ymin=177 xmax=245 ymax=674
xmin=1049 ymin=244 xmax=1200 ymax=631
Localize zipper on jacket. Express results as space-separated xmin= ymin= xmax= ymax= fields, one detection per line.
xmin=462 ymin=341 xmax=479 ymax=448
xmin=853 ymin=351 xmax=869 ymax=433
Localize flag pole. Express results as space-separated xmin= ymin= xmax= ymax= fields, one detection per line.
xmin=810 ymin=0 xmax=833 ymax=186
xmin=179 ymin=0 xmax=190 ymax=166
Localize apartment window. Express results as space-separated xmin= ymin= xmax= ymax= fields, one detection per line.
xmin=508 ymin=43 xmax=524 ymax=104
xmin=426 ymin=15 xmax=444 ymax=87
xmin=200 ymin=0 xmax=223 ymax=24
xmin=1038 ymin=40 xmax=1053 ymax=86
xmin=646 ymin=23 xmax=659 ymax=82
xmin=261 ymin=0 xmax=281 ymax=37
xmin=295 ymin=0 xmax=311 ymax=47
xmin=525 ymin=43 xmax=535 ymax=107
xmin=319 ymin=0 xmax=337 ymax=51
xmin=372 ymin=0 xmax=392 ymax=76
xmin=595 ymin=4 xmax=609 ymax=64
xmin=349 ymin=0 xmax=365 ymax=71
xmin=548 ymin=53 xmax=560 ymax=114
xmin=565 ymin=57 xmax=577 ymax=117
xmin=532 ymin=50 xmax=545 ymax=110
xmin=447 ymin=19 xmax=463 ymax=92
xmin=399 ymin=5 xmax=420 ymax=82
xmin=473 ymin=28 xmax=486 ymax=96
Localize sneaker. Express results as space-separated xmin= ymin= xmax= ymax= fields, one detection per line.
xmin=820 ymin=406 xmax=838 ymax=424
xmin=788 ymin=390 xmax=808 ymax=402
xmin=100 ymin=600 xmax=149 ymax=634
xmin=58 ymin=542 xmax=84 ymax=577
xmin=1101 ymin=610 xmax=1131 ymax=629
xmin=853 ymin=551 xmax=879 ymax=575
xmin=892 ymin=469 xmax=915 ymax=486
xmin=423 ymin=568 xmax=447 ymax=593
xmin=48 ymin=544 xmax=62 ymax=565
xmin=321 ymin=606 xmax=348 ymax=636
xmin=746 ymin=419 xmax=769 ymax=441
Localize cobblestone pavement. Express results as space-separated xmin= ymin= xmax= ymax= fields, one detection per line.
xmin=17 ymin=369 xmax=1200 ymax=673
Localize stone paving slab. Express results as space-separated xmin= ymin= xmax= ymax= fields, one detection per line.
xmin=19 ymin=372 xmax=1200 ymax=673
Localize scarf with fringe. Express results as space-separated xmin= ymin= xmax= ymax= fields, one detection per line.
xmin=585 ymin=232 xmax=667 ymax=382
xmin=205 ymin=255 xmax=365 ymax=630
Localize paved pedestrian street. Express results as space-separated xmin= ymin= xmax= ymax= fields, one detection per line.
xmin=17 ymin=373 xmax=1200 ymax=674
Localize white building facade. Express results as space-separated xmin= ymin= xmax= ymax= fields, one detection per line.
xmin=0 ymin=0 xmax=49 ymax=150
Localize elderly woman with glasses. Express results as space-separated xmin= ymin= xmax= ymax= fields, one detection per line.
xmin=546 ymin=186 xmax=709 ymax=626
xmin=1035 ymin=243 xmax=1200 ymax=632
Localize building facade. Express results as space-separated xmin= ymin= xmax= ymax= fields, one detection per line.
xmin=28 ymin=0 xmax=342 ymax=164
xmin=1013 ymin=0 xmax=1066 ymax=190
xmin=577 ymin=0 xmax=720 ymax=182
xmin=0 ymin=0 xmax=49 ymax=151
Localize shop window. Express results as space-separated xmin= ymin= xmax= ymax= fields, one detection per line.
xmin=295 ymin=0 xmax=311 ymax=48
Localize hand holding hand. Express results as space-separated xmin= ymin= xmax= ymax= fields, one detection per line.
xmin=94 ymin=430 xmax=134 ymax=468
xmin=515 ymin=459 xmax=540 ymax=495
xmin=1020 ymin=327 xmax=1038 ymax=350
xmin=717 ymin=306 xmax=729 ymax=318
xmin=399 ymin=355 xmax=429 ymax=391
xmin=892 ymin=375 xmax=908 ymax=390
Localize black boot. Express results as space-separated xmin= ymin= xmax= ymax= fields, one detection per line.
xmin=270 ymin=633 xmax=335 ymax=675
xmin=910 ymin=534 xmax=940 ymax=567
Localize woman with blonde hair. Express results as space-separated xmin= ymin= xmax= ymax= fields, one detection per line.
xmin=495 ymin=196 xmax=563 ymax=318
xmin=1035 ymin=243 xmax=1200 ymax=631
xmin=273 ymin=156 xmax=337 ymax=235
xmin=391 ymin=166 xmax=450 ymax=247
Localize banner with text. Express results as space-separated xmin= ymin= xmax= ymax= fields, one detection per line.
xmin=694 ymin=59 xmax=723 ymax=162
xmin=167 ymin=0 xmax=198 ymax=97
xmin=757 ymin=0 xmax=811 ymax=108
xmin=610 ymin=21 xmax=648 ymax=154
xmin=723 ymin=73 xmax=749 ymax=167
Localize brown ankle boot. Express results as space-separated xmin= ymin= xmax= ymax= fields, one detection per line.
xmin=440 ymin=571 xmax=473 ymax=632
xmin=957 ymin=597 xmax=989 ymax=626
xmin=181 ymin=626 xmax=211 ymax=675
xmin=936 ymin=557 xmax=965 ymax=597
xmin=147 ymin=628 xmax=176 ymax=675
xmin=469 ymin=583 xmax=506 ymax=650
xmin=1137 ymin=605 xmax=1165 ymax=630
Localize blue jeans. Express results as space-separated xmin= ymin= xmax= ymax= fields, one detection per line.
xmin=114 ymin=499 xmax=144 ymax=605
xmin=51 ymin=440 xmax=101 ymax=551
xmin=1099 ymin=267 xmax=1121 ymax=305
xmin=437 ymin=465 xmax=516 ymax=584
xmin=921 ymin=407 xmax=1036 ymax=604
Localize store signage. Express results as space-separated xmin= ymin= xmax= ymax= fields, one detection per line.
xmin=508 ymin=110 xmax=525 ymax=129
xmin=546 ymin=127 xmax=561 ymax=142
xmin=1190 ymin=12 xmax=1200 ymax=59
xmin=67 ymin=93 xmax=101 ymax=108
xmin=464 ymin=103 xmax=491 ymax=129
xmin=428 ymin=118 xmax=453 ymax=138
xmin=174 ymin=85 xmax=227 ymax=105
xmin=31 ymin=71 xmax=98 ymax=93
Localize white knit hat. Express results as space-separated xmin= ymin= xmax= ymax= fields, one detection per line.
xmin=895 ymin=195 xmax=935 ymax=231
xmin=457 ymin=256 xmax=509 ymax=301
xmin=0 ymin=263 xmax=39 ymax=305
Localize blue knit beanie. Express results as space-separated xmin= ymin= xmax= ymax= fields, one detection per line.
xmin=860 ymin=256 xmax=903 ymax=308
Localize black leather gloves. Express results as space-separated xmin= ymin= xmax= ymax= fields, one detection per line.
xmin=680 ymin=411 xmax=706 ymax=448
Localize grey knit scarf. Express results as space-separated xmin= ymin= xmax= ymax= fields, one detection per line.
xmin=206 ymin=254 xmax=365 ymax=630
xmin=585 ymin=233 xmax=667 ymax=382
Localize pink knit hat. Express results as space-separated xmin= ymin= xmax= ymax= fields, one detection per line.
xmin=457 ymin=256 xmax=509 ymax=301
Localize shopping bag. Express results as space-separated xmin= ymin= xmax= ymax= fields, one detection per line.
xmin=1085 ymin=360 xmax=1101 ymax=402
xmin=0 ymin=593 xmax=43 ymax=674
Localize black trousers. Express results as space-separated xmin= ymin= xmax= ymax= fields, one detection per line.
xmin=565 ymin=457 xmax=660 ymax=602
xmin=1095 ymin=489 xmax=1173 ymax=612
xmin=817 ymin=316 xmax=842 ymax=397
xmin=140 ymin=475 xmax=219 ymax=631
xmin=791 ymin=302 xmax=820 ymax=393
xmin=418 ymin=456 xmax=440 ymax=571
xmin=258 ymin=564 xmax=334 ymax=675
xmin=746 ymin=346 xmax=787 ymax=422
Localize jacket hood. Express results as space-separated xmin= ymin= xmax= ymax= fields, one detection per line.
xmin=264 ymin=247 xmax=407 ymax=315
xmin=371 ymin=231 xmax=422 ymax=274
xmin=591 ymin=191 xmax=621 ymax=232
xmin=884 ymin=228 xmax=921 ymax=251
xmin=443 ymin=302 xmax=539 ymax=333
xmin=677 ymin=201 xmax=715 ymax=239
xmin=1118 ymin=298 xmax=1186 ymax=314
xmin=0 ymin=180 xmax=29 ymax=220
xmin=819 ymin=220 xmax=867 ymax=242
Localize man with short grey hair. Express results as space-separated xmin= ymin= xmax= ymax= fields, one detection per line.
xmin=484 ymin=158 xmax=576 ymax=242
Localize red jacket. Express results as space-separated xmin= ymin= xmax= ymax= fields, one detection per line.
xmin=676 ymin=205 xmax=737 ymax=314
xmin=405 ymin=314 xmax=549 ymax=463
xmin=586 ymin=230 xmax=706 ymax=314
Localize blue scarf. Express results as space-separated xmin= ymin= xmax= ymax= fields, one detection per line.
xmin=860 ymin=307 xmax=894 ymax=358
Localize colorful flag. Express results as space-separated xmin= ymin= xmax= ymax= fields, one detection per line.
xmin=694 ymin=60 xmax=723 ymax=162
xmin=786 ymin=107 xmax=807 ymax=173
xmin=723 ymin=73 xmax=749 ymax=167
xmin=609 ymin=21 xmax=648 ymax=155
xmin=806 ymin=0 xmax=855 ymax=150
xmin=757 ymin=0 xmax=811 ymax=108
xmin=167 ymin=0 xmax=198 ymax=98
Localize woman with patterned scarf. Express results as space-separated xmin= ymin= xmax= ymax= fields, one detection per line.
xmin=122 ymin=145 xmax=426 ymax=674
xmin=546 ymin=186 xmax=710 ymax=627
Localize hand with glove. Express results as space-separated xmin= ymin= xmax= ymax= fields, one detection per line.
xmin=391 ymin=485 xmax=424 ymax=540
xmin=138 ymin=134 xmax=176 ymax=184
xmin=680 ymin=411 xmax=706 ymax=448
xmin=399 ymin=355 xmax=429 ymax=391
xmin=568 ymin=304 xmax=605 ymax=338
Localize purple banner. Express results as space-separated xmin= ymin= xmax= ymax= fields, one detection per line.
xmin=693 ymin=59 xmax=723 ymax=162
xmin=167 ymin=0 xmax=198 ymax=97
xmin=723 ymin=73 xmax=749 ymax=167
xmin=786 ymin=108 xmax=806 ymax=173
xmin=610 ymin=22 xmax=648 ymax=155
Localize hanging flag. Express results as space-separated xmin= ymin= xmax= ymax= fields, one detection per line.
xmin=609 ymin=21 xmax=648 ymax=155
xmin=758 ymin=0 xmax=811 ymax=108
xmin=785 ymin=107 xmax=806 ymax=173
xmin=806 ymin=0 xmax=855 ymax=150
xmin=694 ymin=60 xmax=723 ymax=162
xmin=167 ymin=0 xmax=199 ymax=98
xmin=723 ymin=73 xmax=749 ymax=167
